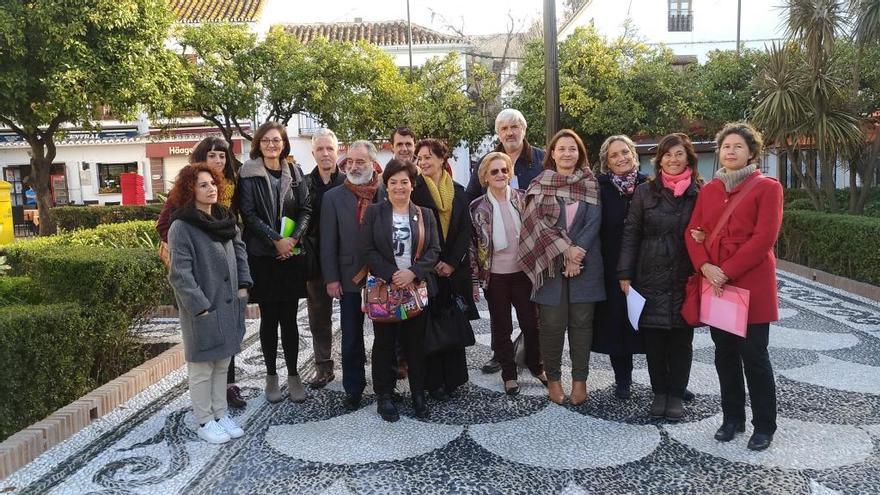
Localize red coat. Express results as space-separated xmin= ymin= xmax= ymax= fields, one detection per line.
xmin=685 ymin=171 xmax=784 ymax=324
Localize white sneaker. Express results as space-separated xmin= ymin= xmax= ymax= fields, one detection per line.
xmin=216 ymin=415 xmax=244 ymax=439
xmin=197 ymin=420 xmax=231 ymax=444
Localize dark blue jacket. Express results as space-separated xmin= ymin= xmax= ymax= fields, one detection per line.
xmin=465 ymin=140 xmax=545 ymax=203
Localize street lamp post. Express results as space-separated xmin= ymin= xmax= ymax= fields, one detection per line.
xmin=543 ymin=0 xmax=560 ymax=141
xmin=406 ymin=0 xmax=414 ymax=79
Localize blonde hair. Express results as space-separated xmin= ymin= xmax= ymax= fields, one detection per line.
xmin=598 ymin=135 xmax=638 ymax=173
xmin=477 ymin=152 xmax=514 ymax=188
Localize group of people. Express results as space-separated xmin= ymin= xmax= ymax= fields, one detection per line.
xmin=162 ymin=108 xmax=783 ymax=453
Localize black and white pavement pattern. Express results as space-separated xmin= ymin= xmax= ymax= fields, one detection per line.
xmin=3 ymin=271 xmax=880 ymax=494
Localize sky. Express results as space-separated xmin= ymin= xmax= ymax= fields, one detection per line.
xmin=264 ymin=0 xmax=566 ymax=36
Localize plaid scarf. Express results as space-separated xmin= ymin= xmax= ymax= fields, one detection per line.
xmin=424 ymin=171 xmax=455 ymax=240
xmin=517 ymin=168 xmax=599 ymax=295
xmin=344 ymin=173 xmax=380 ymax=224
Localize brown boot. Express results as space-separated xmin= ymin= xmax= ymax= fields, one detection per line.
xmin=547 ymin=380 xmax=565 ymax=404
xmin=570 ymin=380 xmax=588 ymax=406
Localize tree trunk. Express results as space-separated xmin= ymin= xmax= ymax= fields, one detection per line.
xmin=786 ymin=145 xmax=823 ymax=210
xmin=820 ymin=151 xmax=838 ymax=211
xmin=856 ymin=131 xmax=880 ymax=213
xmin=848 ymin=160 xmax=859 ymax=213
xmin=28 ymin=141 xmax=57 ymax=235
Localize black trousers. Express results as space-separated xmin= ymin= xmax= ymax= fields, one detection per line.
xmin=486 ymin=271 xmax=542 ymax=381
xmin=642 ymin=327 xmax=693 ymax=398
xmin=372 ymin=313 xmax=427 ymax=396
xmin=609 ymin=354 xmax=633 ymax=387
xmin=711 ymin=323 xmax=777 ymax=434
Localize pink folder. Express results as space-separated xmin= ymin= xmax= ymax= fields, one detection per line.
xmin=700 ymin=279 xmax=750 ymax=337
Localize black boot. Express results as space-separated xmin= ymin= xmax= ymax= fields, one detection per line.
xmin=747 ymin=431 xmax=773 ymax=451
xmin=429 ymin=387 xmax=450 ymax=401
xmin=376 ymin=394 xmax=399 ymax=422
xmin=714 ymin=421 xmax=746 ymax=442
xmin=412 ymin=391 xmax=429 ymax=419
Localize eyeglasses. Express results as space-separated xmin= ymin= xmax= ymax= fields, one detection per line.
xmin=260 ymin=138 xmax=284 ymax=145
xmin=489 ymin=168 xmax=509 ymax=176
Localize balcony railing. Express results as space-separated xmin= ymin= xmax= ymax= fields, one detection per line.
xmin=668 ymin=13 xmax=693 ymax=32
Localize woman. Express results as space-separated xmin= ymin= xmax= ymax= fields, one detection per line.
xmin=236 ymin=122 xmax=312 ymax=404
xmin=469 ymin=152 xmax=546 ymax=395
xmin=167 ymin=163 xmax=251 ymax=444
xmin=685 ymin=122 xmax=782 ymax=451
xmin=592 ymin=135 xmax=648 ymax=400
xmin=361 ymin=159 xmax=440 ymax=422
xmin=518 ymin=129 xmax=604 ymax=406
xmin=156 ymin=136 xmax=247 ymax=409
xmin=618 ymin=133 xmax=701 ymax=422
xmin=412 ymin=139 xmax=477 ymax=401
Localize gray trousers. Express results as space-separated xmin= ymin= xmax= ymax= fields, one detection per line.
xmin=306 ymin=278 xmax=334 ymax=373
xmin=538 ymin=280 xmax=595 ymax=381
xmin=188 ymin=357 xmax=231 ymax=425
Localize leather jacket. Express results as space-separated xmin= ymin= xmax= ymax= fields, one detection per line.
xmin=237 ymin=157 xmax=312 ymax=257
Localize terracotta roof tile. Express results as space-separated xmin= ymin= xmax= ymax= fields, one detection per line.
xmin=170 ymin=0 xmax=264 ymax=23
xmin=282 ymin=21 xmax=465 ymax=46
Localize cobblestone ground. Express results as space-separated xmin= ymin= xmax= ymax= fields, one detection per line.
xmin=3 ymin=271 xmax=880 ymax=494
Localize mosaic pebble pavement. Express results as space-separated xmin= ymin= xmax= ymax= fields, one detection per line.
xmin=3 ymin=271 xmax=880 ymax=494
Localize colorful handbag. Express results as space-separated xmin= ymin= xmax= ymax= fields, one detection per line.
xmin=361 ymin=210 xmax=428 ymax=322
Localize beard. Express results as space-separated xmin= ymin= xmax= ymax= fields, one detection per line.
xmin=347 ymin=168 xmax=373 ymax=185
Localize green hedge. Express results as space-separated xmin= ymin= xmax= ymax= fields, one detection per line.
xmin=0 ymin=304 xmax=93 ymax=440
xmin=0 ymin=276 xmax=42 ymax=306
xmin=0 ymin=227 xmax=169 ymax=441
xmin=52 ymin=204 xmax=163 ymax=232
xmin=2 ymin=221 xmax=160 ymax=275
xmin=779 ymin=210 xmax=880 ymax=286
xmin=783 ymin=187 xmax=880 ymax=217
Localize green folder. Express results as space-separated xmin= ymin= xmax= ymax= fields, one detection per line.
xmin=280 ymin=216 xmax=301 ymax=255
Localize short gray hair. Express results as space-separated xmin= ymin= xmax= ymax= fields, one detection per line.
xmin=348 ymin=140 xmax=378 ymax=162
xmin=495 ymin=108 xmax=527 ymax=134
xmin=311 ymin=128 xmax=338 ymax=149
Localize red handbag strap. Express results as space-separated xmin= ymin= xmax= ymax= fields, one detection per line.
xmin=705 ymin=174 xmax=763 ymax=251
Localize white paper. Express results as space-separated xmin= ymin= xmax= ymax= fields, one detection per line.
xmin=626 ymin=286 xmax=646 ymax=331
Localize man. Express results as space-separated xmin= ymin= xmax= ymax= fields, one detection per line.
xmin=321 ymin=140 xmax=386 ymax=410
xmin=466 ymin=109 xmax=546 ymax=374
xmin=390 ymin=127 xmax=416 ymax=163
xmin=304 ymin=128 xmax=346 ymax=388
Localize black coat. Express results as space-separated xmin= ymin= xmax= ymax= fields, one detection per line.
xmin=237 ymin=158 xmax=313 ymax=258
xmin=411 ymin=175 xmax=479 ymax=320
xmin=593 ymin=173 xmax=648 ymax=355
xmin=617 ymin=179 xmax=699 ymax=330
xmin=305 ymin=167 xmax=345 ymax=279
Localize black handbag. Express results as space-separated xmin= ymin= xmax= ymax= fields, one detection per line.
xmin=423 ymin=281 xmax=476 ymax=355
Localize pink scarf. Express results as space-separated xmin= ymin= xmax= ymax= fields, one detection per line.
xmin=660 ymin=167 xmax=692 ymax=197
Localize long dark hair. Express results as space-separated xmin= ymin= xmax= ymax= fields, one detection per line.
xmin=191 ymin=137 xmax=235 ymax=183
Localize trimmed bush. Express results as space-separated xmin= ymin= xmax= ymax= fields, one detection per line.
xmin=779 ymin=210 xmax=880 ymax=286
xmin=52 ymin=204 xmax=163 ymax=232
xmin=785 ymin=198 xmax=815 ymax=211
xmin=2 ymin=221 xmax=160 ymax=275
xmin=0 ymin=304 xmax=93 ymax=440
xmin=29 ymin=246 xmax=168 ymax=320
xmin=783 ymin=187 xmax=880 ymax=217
xmin=0 ymin=276 xmax=42 ymax=306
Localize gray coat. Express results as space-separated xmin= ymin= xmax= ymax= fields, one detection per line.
xmin=531 ymin=199 xmax=606 ymax=305
xmin=320 ymin=183 xmax=386 ymax=293
xmin=168 ymin=220 xmax=253 ymax=363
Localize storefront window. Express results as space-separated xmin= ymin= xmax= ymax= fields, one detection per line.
xmin=98 ymin=162 xmax=138 ymax=194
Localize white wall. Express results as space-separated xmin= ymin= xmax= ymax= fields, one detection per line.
xmin=560 ymin=0 xmax=785 ymax=62
xmin=0 ymin=143 xmax=150 ymax=204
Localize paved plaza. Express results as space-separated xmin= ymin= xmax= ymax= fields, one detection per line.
xmin=3 ymin=271 xmax=880 ymax=494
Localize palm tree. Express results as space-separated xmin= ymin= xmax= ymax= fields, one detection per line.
xmin=764 ymin=0 xmax=865 ymax=211
xmin=848 ymin=0 xmax=880 ymax=213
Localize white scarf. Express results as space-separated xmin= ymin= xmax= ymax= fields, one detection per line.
xmin=487 ymin=186 xmax=521 ymax=252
